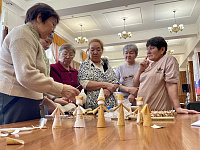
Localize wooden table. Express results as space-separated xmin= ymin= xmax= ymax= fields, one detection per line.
xmin=0 ymin=114 xmax=200 ymax=150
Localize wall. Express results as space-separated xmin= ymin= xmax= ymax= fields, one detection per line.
xmin=1 ymin=6 xmax=24 ymax=29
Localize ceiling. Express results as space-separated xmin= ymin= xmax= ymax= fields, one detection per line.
xmin=3 ymin=0 xmax=200 ymax=69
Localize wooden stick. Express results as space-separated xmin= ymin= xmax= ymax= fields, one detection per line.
xmin=122 ymin=104 xmax=130 ymax=112
xmin=93 ymin=107 xmax=100 ymax=114
xmin=113 ymin=104 xmax=121 ymax=111
xmin=76 ymin=85 xmax=81 ymax=89
xmin=102 ymin=105 xmax=110 ymax=112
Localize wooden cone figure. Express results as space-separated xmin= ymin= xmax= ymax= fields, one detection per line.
xmin=51 ymin=106 xmax=65 ymax=129
xmin=78 ymin=89 xmax=87 ymax=104
xmin=118 ymin=126 xmax=125 ymax=141
xmin=6 ymin=137 xmax=24 ymax=145
xmin=135 ymin=97 xmax=143 ymax=124
xmin=113 ymin=94 xmax=130 ymax=126
xmin=141 ymin=104 xmax=153 ymax=127
xmin=93 ymin=88 xmax=109 ymax=128
xmin=73 ymin=96 xmax=86 ymax=128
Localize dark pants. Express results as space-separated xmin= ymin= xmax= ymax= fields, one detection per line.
xmin=0 ymin=92 xmax=41 ymax=125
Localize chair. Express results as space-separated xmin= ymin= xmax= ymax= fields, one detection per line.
xmin=186 ymin=102 xmax=200 ymax=112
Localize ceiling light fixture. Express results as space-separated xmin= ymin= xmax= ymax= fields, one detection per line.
xmin=75 ymin=24 xmax=88 ymax=44
xmin=118 ymin=17 xmax=132 ymax=39
xmin=168 ymin=10 xmax=184 ymax=33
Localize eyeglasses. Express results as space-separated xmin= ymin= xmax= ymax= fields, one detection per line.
xmin=145 ymin=46 xmax=156 ymax=52
xmin=61 ymin=52 xmax=74 ymax=57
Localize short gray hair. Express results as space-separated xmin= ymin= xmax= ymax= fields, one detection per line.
xmin=59 ymin=43 xmax=76 ymax=54
xmin=123 ymin=44 xmax=138 ymax=56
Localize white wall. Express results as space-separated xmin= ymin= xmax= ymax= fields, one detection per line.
xmin=2 ymin=6 xmax=24 ymax=29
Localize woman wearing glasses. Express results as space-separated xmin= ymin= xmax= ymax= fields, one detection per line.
xmin=50 ymin=43 xmax=82 ymax=106
xmin=133 ymin=36 xmax=199 ymax=113
xmin=0 ymin=3 xmax=79 ymax=125
xmin=115 ymin=44 xmax=139 ymax=105
xmin=78 ymin=39 xmax=119 ymax=110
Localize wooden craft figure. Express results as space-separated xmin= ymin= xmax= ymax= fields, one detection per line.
xmin=73 ymin=96 xmax=86 ymax=128
xmin=79 ymin=89 xmax=87 ymax=104
xmin=51 ymin=106 xmax=65 ymax=129
xmin=134 ymin=97 xmax=144 ymax=124
xmin=93 ymin=88 xmax=110 ymax=128
xmin=141 ymin=104 xmax=153 ymax=127
xmin=113 ymin=94 xmax=130 ymax=126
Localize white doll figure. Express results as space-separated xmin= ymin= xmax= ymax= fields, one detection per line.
xmin=73 ymin=96 xmax=86 ymax=128
xmin=93 ymin=88 xmax=110 ymax=128
xmin=78 ymin=89 xmax=87 ymax=104
xmin=51 ymin=106 xmax=65 ymax=129
xmin=134 ymin=97 xmax=143 ymax=124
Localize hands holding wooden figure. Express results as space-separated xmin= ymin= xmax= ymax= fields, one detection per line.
xmin=113 ymin=94 xmax=130 ymax=126
xmin=93 ymin=88 xmax=110 ymax=128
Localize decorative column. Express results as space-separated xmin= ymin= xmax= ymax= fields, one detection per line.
xmin=187 ymin=59 xmax=196 ymax=102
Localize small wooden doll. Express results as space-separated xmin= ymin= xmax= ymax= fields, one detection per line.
xmin=113 ymin=94 xmax=130 ymax=126
xmin=73 ymin=96 xmax=86 ymax=128
xmin=141 ymin=104 xmax=153 ymax=127
xmin=51 ymin=106 xmax=65 ymax=129
xmin=134 ymin=97 xmax=143 ymax=124
xmin=93 ymin=88 xmax=110 ymax=128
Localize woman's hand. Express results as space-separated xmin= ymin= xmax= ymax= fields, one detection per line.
xmin=42 ymin=97 xmax=57 ymax=113
xmin=106 ymin=83 xmax=118 ymax=93
xmin=176 ymin=107 xmax=200 ymax=114
xmin=128 ymin=94 xmax=135 ymax=105
xmin=54 ymin=97 xmax=69 ymax=106
xmin=103 ymin=89 xmax=111 ymax=99
xmin=139 ymin=56 xmax=149 ymax=72
xmin=61 ymin=85 xmax=80 ymax=99
xmin=127 ymin=87 xmax=139 ymax=96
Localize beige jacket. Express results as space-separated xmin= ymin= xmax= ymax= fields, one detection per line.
xmin=0 ymin=24 xmax=63 ymax=100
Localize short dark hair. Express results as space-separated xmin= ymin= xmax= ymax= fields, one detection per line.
xmin=25 ymin=3 xmax=60 ymax=24
xmin=146 ymin=36 xmax=167 ymax=55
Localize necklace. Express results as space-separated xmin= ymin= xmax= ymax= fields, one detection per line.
xmin=26 ymin=24 xmax=50 ymax=75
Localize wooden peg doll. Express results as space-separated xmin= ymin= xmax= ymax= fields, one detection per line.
xmin=134 ymin=97 xmax=144 ymax=124
xmin=141 ymin=104 xmax=153 ymax=127
xmin=113 ymin=94 xmax=130 ymax=126
xmin=51 ymin=106 xmax=65 ymax=129
xmin=93 ymin=88 xmax=110 ymax=128
xmin=73 ymin=96 xmax=86 ymax=128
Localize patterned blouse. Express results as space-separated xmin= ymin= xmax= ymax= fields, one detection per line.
xmin=78 ymin=58 xmax=119 ymax=109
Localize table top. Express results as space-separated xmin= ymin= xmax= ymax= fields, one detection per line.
xmin=0 ymin=114 xmax=200 ymax=150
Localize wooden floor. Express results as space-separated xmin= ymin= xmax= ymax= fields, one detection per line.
xmin=0 ymin=114 xmax=200 ymax=150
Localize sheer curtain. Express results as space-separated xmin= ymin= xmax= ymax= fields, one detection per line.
xmin=45 ymin=33 xmax=68 ymax=64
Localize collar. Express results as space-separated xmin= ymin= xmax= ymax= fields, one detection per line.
xmin=26 ymin=24 xmax=41 ymax=39
xmin=88 ymin=58 xmax=104 ymax=66
xmin=56 ymin=61 xmax=76 ymax=72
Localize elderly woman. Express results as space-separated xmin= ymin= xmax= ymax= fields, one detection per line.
xmin=50 ymin=43 xmax=82 ymax=105
xmin=115 ymin=44 xmax=139 ymax=105
xmin=78 ymin=39 xmax=119 ymax=110
xmin=133 ymin=36 xmax=199 ymax=114
xmin=0 ymin=3 xmax=79 ymax=125
xmin=40 ymin=34 xmax=53 ymax=51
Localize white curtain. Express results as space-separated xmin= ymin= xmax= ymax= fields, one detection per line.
xmin=45 ymin=43 xmax=60 ymax=64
